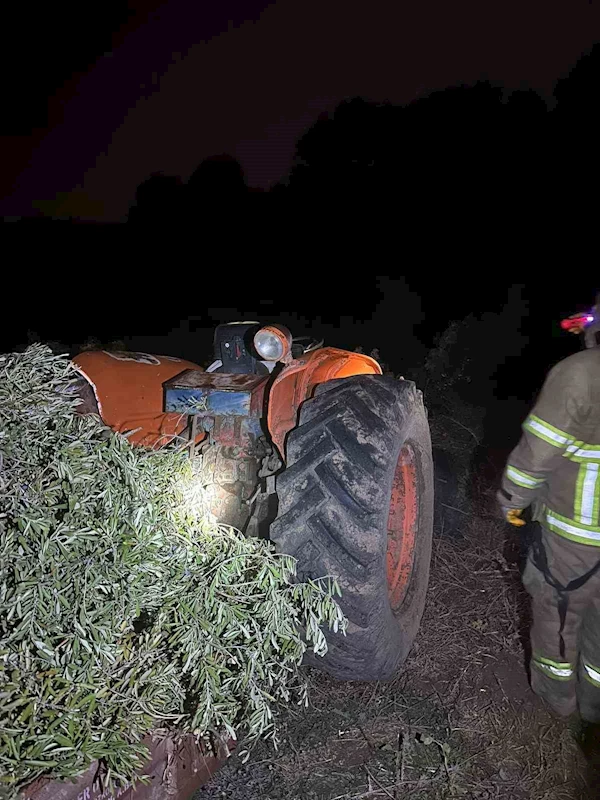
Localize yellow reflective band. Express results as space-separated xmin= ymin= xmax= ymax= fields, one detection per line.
xmin=533 ymin=653 xmax=574 ymax=681
xmin=574 ymin=463 xmax=600 ymax=527
xmin=505 ymin=466 xmax=545 ymax=489
xmin=584 ymin=662 xmax=600 ymax=688
xmin=534 ymin=653 xmax=572 ymax=670
xmin=565 ymin=442 xmax=600 ymax=463
xmin=545 ymin=508 xmax=600 ymax=545
xmin=524 ymin=415 xmax=574 ymax=449
xmin=534 ymin=661 xmax=574 ymax=680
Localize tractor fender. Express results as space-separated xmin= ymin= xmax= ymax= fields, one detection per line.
xmin=267 ymin=347 xmax=381 ymax=459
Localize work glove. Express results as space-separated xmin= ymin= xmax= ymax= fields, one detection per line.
xmin=497 ymin=488 xmax=529 ymax=527
xmin=501 ymin=507 xmax=526 ymax=527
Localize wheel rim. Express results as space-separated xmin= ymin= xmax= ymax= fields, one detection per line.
xmin=386 ymin=443 xmax=418 ymax=611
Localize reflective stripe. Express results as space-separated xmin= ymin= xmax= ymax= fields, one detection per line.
xmin=534 ymin=653 xmax=572 ymax=670
xmin=505 ymin=465 xmax=545 ymax=489
xmin=533 ymin=654 xmax=574 ymax=680
xmin=545 ymin=507 xmax=600 ymax=545
xmin=565 ymin=442 xmax=600 ymax=463
xmin=575 ymin=463 xmax=600 ymax=526
xmin=584 ymin=662 xmax=600 ymax=687
xmin=523 ymin=415 xmax=574 ymax=448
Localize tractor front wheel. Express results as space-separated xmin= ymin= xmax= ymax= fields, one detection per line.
xmin=199 ymin=444 xmax=258 ymax=533
xmin=270 ymin=375 xmax=433 ymax=681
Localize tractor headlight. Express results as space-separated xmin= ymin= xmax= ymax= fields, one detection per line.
xmin=253 ymin=325 xmax=293 ymax=362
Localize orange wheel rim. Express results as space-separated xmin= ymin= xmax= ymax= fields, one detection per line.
xmin=386 ymin=444 xmax=418 ymax=611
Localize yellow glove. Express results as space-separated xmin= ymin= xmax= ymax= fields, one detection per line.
xmin=505 ymin=508 xmax=526 ymax=527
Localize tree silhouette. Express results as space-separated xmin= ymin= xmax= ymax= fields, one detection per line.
xmin=128 ymin=174 xmax=182 ymax=225
xmin=121 ymin=47 xmax=598 ymax=224
xmin=554 ymin=43 xmax=600 ymax=122
xmin=280 ymin=81 xmax=554 ymax=210
xmin=186 ymin=154 xmax=247 ymax=205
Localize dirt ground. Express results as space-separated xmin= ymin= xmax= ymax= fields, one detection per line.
xmin=196 ymin=483 xmax=598 ymax=800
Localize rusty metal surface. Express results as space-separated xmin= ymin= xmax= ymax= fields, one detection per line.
xmin=20 ymin=736 xmax=226 ymax=800
xmin=211 ymin=415 xmax=263 ymax=453
xmin=164 ymin=371 xmax=267 ymax=392
xmin=164 ymin=372 xmax=269 ymax=418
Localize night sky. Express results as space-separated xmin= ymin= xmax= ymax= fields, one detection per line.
xmin=2 ymin=0 xmax=599 ymax=220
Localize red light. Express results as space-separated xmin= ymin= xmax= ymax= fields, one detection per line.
xmin=560 ymin=313 xmax=595 ymax=332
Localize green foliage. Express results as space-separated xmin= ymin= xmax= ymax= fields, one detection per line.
xmin=0 ymin=346 xmax=345 ymax=797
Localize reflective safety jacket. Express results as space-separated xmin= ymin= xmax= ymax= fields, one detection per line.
xmin=501 ymin=347 xmax=600 ymax=546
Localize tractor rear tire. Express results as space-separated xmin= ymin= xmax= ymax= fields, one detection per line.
xmin=270 ymin=375 xmax=433 ymax=681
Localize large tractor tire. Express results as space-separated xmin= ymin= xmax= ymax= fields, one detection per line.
xmin=270 ymin=375 xmax=433 ymax=681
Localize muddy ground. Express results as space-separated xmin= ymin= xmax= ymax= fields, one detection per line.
xmin=196 ymin=461 xmax=598 ymax=800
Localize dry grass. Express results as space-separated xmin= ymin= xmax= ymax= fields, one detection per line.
xmin=197 ymin=504 xmax=593 ymax=800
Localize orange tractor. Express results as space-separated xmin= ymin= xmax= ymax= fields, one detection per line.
xmin=73 ymin=322 xmax=433 ymax=682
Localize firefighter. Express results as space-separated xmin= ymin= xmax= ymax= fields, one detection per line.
xmin=498 ymin=295 xmax=600 ymax=720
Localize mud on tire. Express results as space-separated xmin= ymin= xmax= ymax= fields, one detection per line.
xmin=270 ymin=375 xmax=433 ymax=681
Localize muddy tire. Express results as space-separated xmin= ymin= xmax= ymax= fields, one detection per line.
xmin=270 ymin=375 xmax=433 ymax=681
xmin=200 ymin=444 xmax=258 ymax=533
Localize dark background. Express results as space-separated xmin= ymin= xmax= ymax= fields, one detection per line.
xmin=3 ymin=278 xmax=594 ymax=430
xmin=1 ymin=0 xmax=599 ymax=218
xmin=1 ymin=0 xmax=597 ymax=458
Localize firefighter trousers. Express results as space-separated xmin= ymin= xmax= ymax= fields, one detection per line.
xmin=523 ymin=525 xmax=600 ymax=721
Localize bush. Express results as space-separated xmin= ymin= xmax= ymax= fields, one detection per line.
xmin=0 ymin=346 xmax=345 ymax=797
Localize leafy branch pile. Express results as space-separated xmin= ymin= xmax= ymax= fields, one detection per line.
xmin=0 ymin=345 xmax=345 ymax=797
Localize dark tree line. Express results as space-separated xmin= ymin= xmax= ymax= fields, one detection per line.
xmin=122 ymin=44 xmax=598 ymax=225
xmin=127 ymin=154 xmax=252 ymax=227
xmin=7 ymin=43 xmax=598 ymax=226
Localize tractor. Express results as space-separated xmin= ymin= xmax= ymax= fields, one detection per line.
xmin=73 ymin=322 xmax=434 ymax=682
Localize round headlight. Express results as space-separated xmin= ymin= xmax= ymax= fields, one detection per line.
xmin=254 ymin=325 xmax=292 ymax=362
